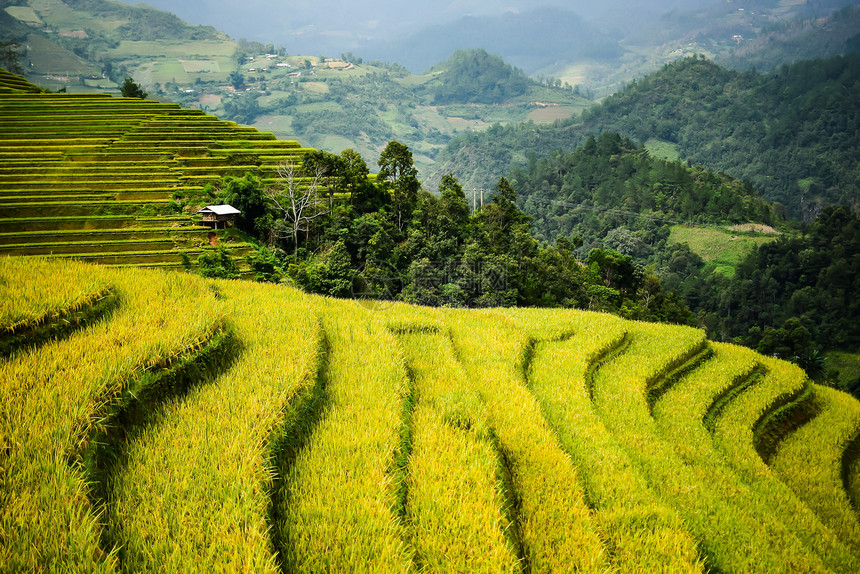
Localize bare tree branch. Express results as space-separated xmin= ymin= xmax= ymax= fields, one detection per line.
xmin=267 ymin=161 xmax=327 ymax=259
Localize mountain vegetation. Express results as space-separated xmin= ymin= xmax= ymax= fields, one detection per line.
xmin=690 ymin=206 xmax=860 ymax=375
xmin=5 ymin=0 xmax=857 ymax=186
xmin=511 ymin=131 xmax=776 ymax=249
xmin=432 ymin=54 xmax=860 ymax=219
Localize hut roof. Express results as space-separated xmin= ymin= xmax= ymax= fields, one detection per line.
xmin=197 ymin=204 xmax=241 ymax=216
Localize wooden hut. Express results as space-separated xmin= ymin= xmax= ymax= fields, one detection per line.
xmin=196 ymin=205 xmax=241 ymax=229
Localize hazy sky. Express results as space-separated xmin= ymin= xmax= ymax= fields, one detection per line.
xmin=118 ymin=1 xmax=714 ymax=53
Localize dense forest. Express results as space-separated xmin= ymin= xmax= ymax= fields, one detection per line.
xmin=687 ymin=206 xmax=860 ymax=387
xmin=211 ymin=142 xmax=693 ymax=326
xmin=431 ymin=54 xmax=860 ymax=219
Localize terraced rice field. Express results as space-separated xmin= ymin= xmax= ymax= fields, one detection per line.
xmin=0 ymin=68 xmax=314 ymax=269
xmin=3 ymin=256 xmax=859 ymax=572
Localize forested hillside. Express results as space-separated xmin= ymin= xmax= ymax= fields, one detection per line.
xmin=512 ymin=132 xmax=776 ymax=251
xmin=689 ymin=206 xmax=860 ymax=383
xmin=431 ymin=54 xmax=860 ymax=218
xmin=420 ymin=49 xmax=530 ymax=105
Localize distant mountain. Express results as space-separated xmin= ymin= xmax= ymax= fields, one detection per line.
xmin=718 ymin=4 xmax=860 ymax=71
xmin=430 ymin=54 xmax=860 ymax=219
xmin=633 ymin=0 xmax=856 ymax=47
xmin=356 ymin=7 xmax=623 ymax=74
xmin=110 ymin=0 xmax=712 ymax=57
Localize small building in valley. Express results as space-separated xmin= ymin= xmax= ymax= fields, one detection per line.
xmin=196 ymin=204 xmax=241 ymax=229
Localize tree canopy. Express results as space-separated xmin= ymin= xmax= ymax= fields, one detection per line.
xmin=120 ymin=77 xmax=147 ymax=99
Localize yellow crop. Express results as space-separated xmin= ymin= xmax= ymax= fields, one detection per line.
xmin=0 ymin=261 xmax=223 ymax=572
xmin=0 ymin=255 xmax=113 ymax=334
xmin=651 ymin=342 xmax=858 ymax=572
xmin=396 ymin=327 xmax=519 ymax=572
xmin=850 ymin=455 xmax=860 ymax=517
xmin=771 ymin=384 xmax=860 ymax=555
xmin=107 ymin=281 xmax=323 ymax=572
xmin=524 ymin=309 xmax=702 ymax=573
xmin=713 ymin=356 xmax=808 ymax=480
xmin=445 ymin=307 xmax=614 ymax=573
xmin=4 ymin=257 xmax=860 ymax=573
xmin=277 ymin=298 xmax=411 ymax=572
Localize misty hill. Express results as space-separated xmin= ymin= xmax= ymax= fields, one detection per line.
xmin=110 ymin=0 xmax=713 ymax=57
xmin=356 ymin=7 xmax=623 ymax=75
xmin=718 ymin=4 xmax=860 ymax=71
xmin=430 ymin=54 xmax=860 ymax=218
xmin=421 ymin=49 xmax=530 ymax=104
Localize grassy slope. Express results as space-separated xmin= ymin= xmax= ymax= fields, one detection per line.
xmin=668 ymin=225 xmax=779 ymax=277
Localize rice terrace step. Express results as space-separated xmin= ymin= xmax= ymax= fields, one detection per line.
xmin=0 ymin=70 xmax=314 ymax=269
xmin=2 ymin=256 xmax=859 ymax=572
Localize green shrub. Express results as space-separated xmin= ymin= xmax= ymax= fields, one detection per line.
xmin=197 ymin=246 xmax=239 ymax=279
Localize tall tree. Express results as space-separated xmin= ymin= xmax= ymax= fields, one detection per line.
xmin=217 ymin=174 xmax=268 ymax=240
xmin=303 ymin=150 xmax=345 ymax=210
xmin=438 ymin=173 xmax=470 ymax=243
xmin=120 ymin=77 xmax=147 ymax=99
xmin=228 ymin=70 xmax=245 ymax=90
xmin=378 ymin=141 xmax=420 ymax=232
xmin=339 ymin=149 xmax=370 ymax=204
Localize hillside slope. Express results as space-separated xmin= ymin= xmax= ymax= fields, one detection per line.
xmin=2 ymin=256 xmax=860 ymax=572
xmin=718 ymin=4 xmax=860 ymax=71
xmin=0 ymin=68 xmax=314 ymax=269
xmin=0 ymin=0 xmax=233 ymax=89
xmin=509 ymin=130 xmax=778 ymax=255
xmin=0 ymin=1 xmax=590 ymax=177
xmin=431 ymin=54 xmax=860 ymax=218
